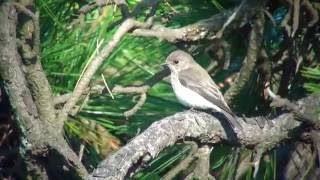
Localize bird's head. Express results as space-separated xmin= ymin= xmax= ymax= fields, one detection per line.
xmin=165 ymin=50 xmax=195 ymax=72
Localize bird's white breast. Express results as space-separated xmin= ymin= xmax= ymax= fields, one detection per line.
xmin=170 ymin=73 xmax=222 ymax=112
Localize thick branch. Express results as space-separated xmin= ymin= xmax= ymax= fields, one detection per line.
xmin=0 ymin=2 xmax=42 ymax=146
xmin=15 ymin=2 xmax=56 ymax=126
xmin=0 ymin=3 xmax=88 ymax=177
xmin=89 ymin=94 xmax=319 ymax=179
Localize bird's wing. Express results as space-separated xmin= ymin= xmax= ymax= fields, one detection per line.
xmin=178 ymin=68 xmax=235 ymax=116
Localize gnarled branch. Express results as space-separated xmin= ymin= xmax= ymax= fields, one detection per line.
xmin=89 ymin=94 xmax=319 ymax=179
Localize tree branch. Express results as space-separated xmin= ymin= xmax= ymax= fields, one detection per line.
xmin=14 ymin=2 xmax=56 ymax=125
xmin=224 ymin=8 xmax=265 ymax=103
xmin=59 ymin=18 xmax=153 ymax=123
xmin=0 ymin=1 xmax=42 ymax=148
xmin=132 ymin=0 xmax=264 ymax=42
xmin=186 ymin=145 xmax=212 ymax=179
xmin=89 ymin=94 xmax=319 ymax=179
xmin=163 ymin=142 xmax=198 ymax=180
xmin=1 ymin=2 xmax=88 ymax=177
xmin=91 ymin=66 xmax=170 ymax=118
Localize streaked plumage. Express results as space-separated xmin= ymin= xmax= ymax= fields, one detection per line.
xmin=166 ymin=50 xmax=242 ymax=130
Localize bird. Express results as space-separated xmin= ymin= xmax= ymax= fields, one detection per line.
xmin=165 ymin=50 xmax=242 ymax=130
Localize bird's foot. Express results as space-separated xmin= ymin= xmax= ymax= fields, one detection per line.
xmin=189 ymin=107 xmax=198 ymax=113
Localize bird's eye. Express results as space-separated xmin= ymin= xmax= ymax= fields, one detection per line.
xmin=174 ymin=60 xmax=179 ymax=64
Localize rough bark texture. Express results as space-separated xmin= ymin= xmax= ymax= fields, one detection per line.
xmin=0 ymin=1 xmax=43 ymax=149
xmin=16 ymin=0 xmax=57 ymax=126
xmin=89 ymin=94 xmax=319 ymax=179
xmin=0 ymin=2 xmax=50 ymax=178
xmin=0 ymin=2 xmax=88 ymax=178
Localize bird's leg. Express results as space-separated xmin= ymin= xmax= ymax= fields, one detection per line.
xmin=189 ymin=107 xmax=198 ymax=113
xmin=188 ymin=107 xmax=204 ymax=127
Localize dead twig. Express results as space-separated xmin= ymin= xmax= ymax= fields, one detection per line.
xmin=112 ymin=85 xmax=149 ymax=118
xmin=60 ymin=18 xmax=153 ymax=123
xmin=302 ymin=0 xmax=319 ymax=27
xmin=106 ymin=67 xmax=170 ymax=118
xmin=187 ymin=145 xmax=213 ymax=180
xmin=212 ymin=0 xmax=247 ymax=39
xmin=267 ymin=87 xmax=319 ymax=125
xmin=124 ymin=93 xmax=147 ymax=118
xmin=291 ymin=0 xmax=300 ymax=37
xmin=163 ymin=142 xmax=198 ymax=180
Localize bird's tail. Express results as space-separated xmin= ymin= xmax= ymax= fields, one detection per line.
xmin=222 ymin=111 xmax=243 ymax=131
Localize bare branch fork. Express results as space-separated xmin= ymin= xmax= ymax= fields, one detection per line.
xmin=59 ymin=18 xmax=153 ymax=123
xmin=89 ymin=95 xmax=320 ymax=179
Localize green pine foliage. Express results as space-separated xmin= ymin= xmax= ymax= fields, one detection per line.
xmin=302 ymin=67 xmax=320 ymax=93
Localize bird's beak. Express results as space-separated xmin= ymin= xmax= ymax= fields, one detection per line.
xmin=159 ymin=62 xmax=169 ymax=69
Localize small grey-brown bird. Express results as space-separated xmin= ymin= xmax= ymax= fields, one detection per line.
xmin=165 ymin=50 xmax=242 ymax=130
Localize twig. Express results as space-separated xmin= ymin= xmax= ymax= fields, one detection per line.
xmin=76 ymin=0 xmax=129 ymax=20
xmin=112 ymin=85 xmax=150 ymax=94
xmin=101 ymin=74 xmax=114 ymax=100
xmin=112 ymin=85 xmax=149 ymax=118
xmin=212 ymin=0 xmax=247 ymax=39
xmin=107 ymin=67 xmax=170 ymax=118
xmin=283 ymin=142 xmax=314 ymax=179
xmin=60 ymin=18 xmax=153 ymax=122
xmin=227 ymin=147 xmax=241 ymax=180
xmin=13 ymin=2 xmax=36 ymax=18
xmin=188 ymin=145 xmax=213 ymax=180
xmin=115 ymin=0 xmax=130 ymax=18
xmin=263 ymin=9 xmax=277 ymax=27
xmin=252 ymin=149 xmax=263 ymax=178
xmin=104 ymin=0 xmax=161 ymax=31
xmin=75 ymin=39 xmax=104 ymax=91
xmin=131 ymin=0 xmax=161 ymax=17
xmin=302 ymin=0 xmax=319 ymax=27
xmin=281 ymin=0 xmax=293 ymax=35
xmin=144 ymin=0 xmax=160 ymax=21
xmin=124 ymin=93 xmax=147 ymax=118
xmin=163 ymin=142 xmax=198 ymax=180
xmin=291 ymin=0 xmax=300 ymax=37
xmin=267 ymin=87 xmax=319 ymax=125
xmin=79 ymin=143 xmax=85 ymax=162
xmin=267 ymin=88 xmax=302 ymax=112
xmin=235 ymin=153 xmax=252 ymax=180
xmin=51 ymin=138 xmax=89 ymax=177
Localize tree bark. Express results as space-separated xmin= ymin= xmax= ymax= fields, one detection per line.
xmin=89 ymin=94 xmax=319 ymax=179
